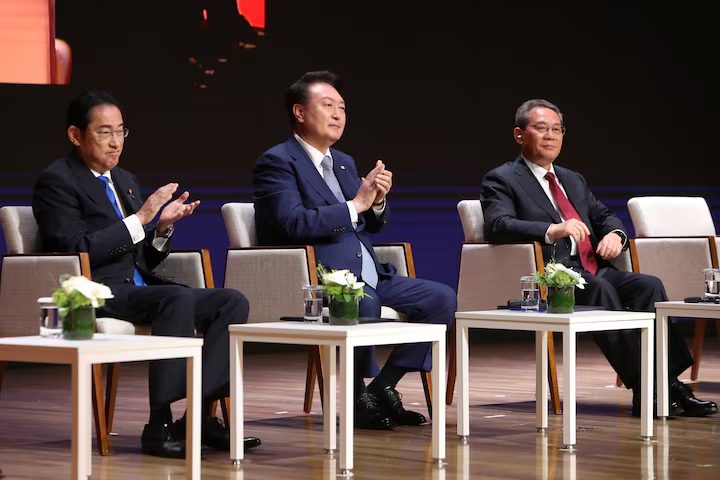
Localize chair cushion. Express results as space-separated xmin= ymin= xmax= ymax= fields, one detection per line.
xmin=96 ymin=317 xmax=136 ymax=335
xmin=628 ymin=197 xmax=715 ymax=237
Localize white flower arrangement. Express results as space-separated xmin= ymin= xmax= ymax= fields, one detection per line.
xmin=52 ymin=274 xmax=114 ymax=316
xmin=317 ymin=264 xmax=371 ymax=303
xmin=538 ymin=262 xmax=587 ymax=289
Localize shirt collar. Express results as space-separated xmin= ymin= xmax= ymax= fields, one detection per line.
xmin=90 ymin=168 xmax=113 ymax=182
xmin=294 ymin=133 xmax=332 ymax=170
xmin=522 ymin=156 xmax=556 ymax=183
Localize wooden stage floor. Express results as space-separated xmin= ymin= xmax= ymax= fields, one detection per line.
xmin=1 ymin=333 xmax=719 ymax=479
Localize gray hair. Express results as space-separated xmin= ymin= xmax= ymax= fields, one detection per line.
xmin=515 ymin=99 xmax=563 ymax=129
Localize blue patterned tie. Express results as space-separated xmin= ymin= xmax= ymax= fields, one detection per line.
xmin=320 ymin=156 xmax=378 ymax=288
xmin=98 ymin=175 xmax=147 ymax=286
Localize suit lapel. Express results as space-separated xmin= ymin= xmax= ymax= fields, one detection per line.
xmin=329 ymin=149 xmax=358 ymax=200
xmin=286 ymin=137 xmax=345 ymax=205
xmin=554 ymin=167 xmax=588 ymax=223
xmin=111 ymin=170 xmax=141 ymax=215
xmin=67 ymin=152 xmax=110 ymax=209
xmin=512 ymin=157 xmax=562 ymax=222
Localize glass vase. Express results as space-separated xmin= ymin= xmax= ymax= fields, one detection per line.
xmin=546 ymin=286 xmax=575 ymax=313
xmin=328 ymin=297 xmax=360 ymax=325
xmin=62 ymin=306 xmax=96 ymax=340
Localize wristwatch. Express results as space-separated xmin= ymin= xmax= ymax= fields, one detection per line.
xmin=157 ymin=224 xmax=174 ymax=238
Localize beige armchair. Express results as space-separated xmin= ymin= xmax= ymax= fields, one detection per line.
xmin=450 ymin=200 xmax=562 ymax=414
xmin=221 ymin=202 xmax=434 ymax=417
xmin=628 ymin=196 xmax=719 ymax=381
xmin=0 ymin=206 xmax=219 ymax=454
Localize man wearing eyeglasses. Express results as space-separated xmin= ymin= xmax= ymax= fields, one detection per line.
xmin=481 ymin=99 xmax=717 ymax=418
xmin=32 ymin=90 xmax=262 ymax=458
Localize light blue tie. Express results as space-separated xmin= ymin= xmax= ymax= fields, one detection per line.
xmin=98 ymin=175 xmax=147 ymax=287
xmin=321 ymin=156 xmax=378 ymax=288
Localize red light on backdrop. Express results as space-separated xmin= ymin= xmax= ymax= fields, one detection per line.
xmin=236 ymin=0 xmax=265 ymax=29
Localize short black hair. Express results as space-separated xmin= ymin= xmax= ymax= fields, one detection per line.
xmin=285 ymin=71 xmax=341 ymax=126
xmin=67 ymin=90 xmax=123 ymax=131
xmin=515 ymin=99 xmax=563 ymax=129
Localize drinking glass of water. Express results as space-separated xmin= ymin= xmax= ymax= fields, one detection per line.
xmin=38 ymin=297 xmax=63 ymax=338
xmin=302 ymin=285 xmax=324 ymax=322
xmin=520 ymin=275 xmax=540 ymax=312
xmin=704 ymin=268 xmax=720 ymax=297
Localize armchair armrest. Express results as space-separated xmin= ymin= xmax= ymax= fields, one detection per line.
xmin=224 ymin=245 xmax=317 ymax=323
xmin=154 ymin=249 xmax=214 ymax=288
xmin=456 ymin=241 xmax=543 ymax=311
xmin=0 ymin=252 xmax=89 ymax=337
xmin=373 ymin=242 xmax=415 ymax=278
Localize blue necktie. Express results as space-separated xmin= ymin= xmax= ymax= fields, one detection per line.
xmin=321 ymin=156 xmax=378 ymax=288
xmin=98 ymin=175 xmax=147 ymax=286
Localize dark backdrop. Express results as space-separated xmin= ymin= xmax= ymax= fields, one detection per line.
xmin=0 ymin=1 xmax=714 ymax=288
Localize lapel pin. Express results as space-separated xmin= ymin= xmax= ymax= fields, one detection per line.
xmin=127 ymin=188 xmax=135 ymax=199
xmin=340 ymin=165 xmax=346 ymax=170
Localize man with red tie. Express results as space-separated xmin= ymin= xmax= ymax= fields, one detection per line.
xmin=481 ymin=99 xmax=717 ymax=417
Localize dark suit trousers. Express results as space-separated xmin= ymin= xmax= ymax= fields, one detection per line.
xmin=355 ymin=275 xmax=457 ymax=378
xmin=567 ymin=259 xmax=693 ymax=389
xmin=98 ymin=285 xmax=249 ymax=409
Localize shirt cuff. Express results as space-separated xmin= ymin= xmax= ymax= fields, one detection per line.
xmin=345 ymin=200 xmax=359 ymax=223
xmin=152 ymin=235 xmax=170 ymax=252
xmin=123 ymin=214 xmax=145 ymax=244
xmin=544 ymin=225 xmax=552 ymax=244
xmin=372 ymin=200 xmax=386 ymax=217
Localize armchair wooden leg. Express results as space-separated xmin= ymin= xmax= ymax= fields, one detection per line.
xmin=547 ymin=334 xmax=561 ymax=415
xmin=446 ymin=324 xmax=457 ymax=406
xmin=421 ymin=371 xmax=433 ymax=420
xmin=221 ymin=397 xmax=231 ymax=425
xmin=105 ymin=363 xmax=120 ymax=434
xmin=304 ymin=346 xmax=325 ymax=413
xmin=92 ymin=364 xmax=111 ymax=455
xmin=691 ymin=318 xmax=706 ymax=381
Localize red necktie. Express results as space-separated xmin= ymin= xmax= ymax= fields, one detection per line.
xmin=544 ymin=171 xmax=598 ymax=275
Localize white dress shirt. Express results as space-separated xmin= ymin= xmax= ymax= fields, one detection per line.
xmin=91 ymin=169 xmax=170 ymax=251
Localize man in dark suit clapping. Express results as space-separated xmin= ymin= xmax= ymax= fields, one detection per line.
xmin=32 ymin=90 xmax=261 ymax=457
xmin=253 ymin=71 xmax=456 ymax=430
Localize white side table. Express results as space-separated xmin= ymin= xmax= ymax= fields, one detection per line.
xmin=455 ymin=310 xmax=655 ymax=450
xmin=229 ymin=322 xmax=447 ymax=476
xmin=654 ymin=300 xmax=720 ymax=417
xmin=0 ymin=334 xmax=203 ymax=480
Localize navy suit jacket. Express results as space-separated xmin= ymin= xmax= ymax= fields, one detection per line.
xmin=480 ymin=156 xmax=626 ymax=268
xmin=253 ymin=136 xmax=394 ymax=277
xmin=32 ymin=151 xmax=170 ymax=293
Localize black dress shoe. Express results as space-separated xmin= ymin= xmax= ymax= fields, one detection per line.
xmin=141 ymin=422 xmax=186 ymax=459
xmin=355 ymin=392 xmax=394 ymax=430
xmin=670 ymin=381 xmax=719 ymax=417
xmin=372 ymin=386 xmax=427 ymax=426
xmin=174 ymin=416 xmax=262 ymax=452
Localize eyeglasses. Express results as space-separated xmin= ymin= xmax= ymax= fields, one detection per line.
xmin=93 ymin=127 xmax=129 ymax=142
xmin=527 ymin=123 xmax=566 ymax=136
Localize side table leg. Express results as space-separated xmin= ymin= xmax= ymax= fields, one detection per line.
xmin=641 ymin=324 xmax=654 ymax=440
xmin=432 ymin=336 xmax=446 ymax=463
xmin=561 ymin=331 xmax=576 ymax=450
xmin=536 ymin=331 xmax=548 ymax=431
xmin=230 ymin=336 xmax=244 ymax=463
xmin=72 ymin=360 xmax=91 ymax=480
xmin=323 ymin=345 xmax=336 ymax=455
xmin=187 ymin=351 xmax=202 ymax=480
xmin=657 ymin=311 xmax=669 ymax=418
xmin=338 ymin=344 xmax=354 ymax=476
xmin=457 ymin=323 xmax=470 ymax=441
